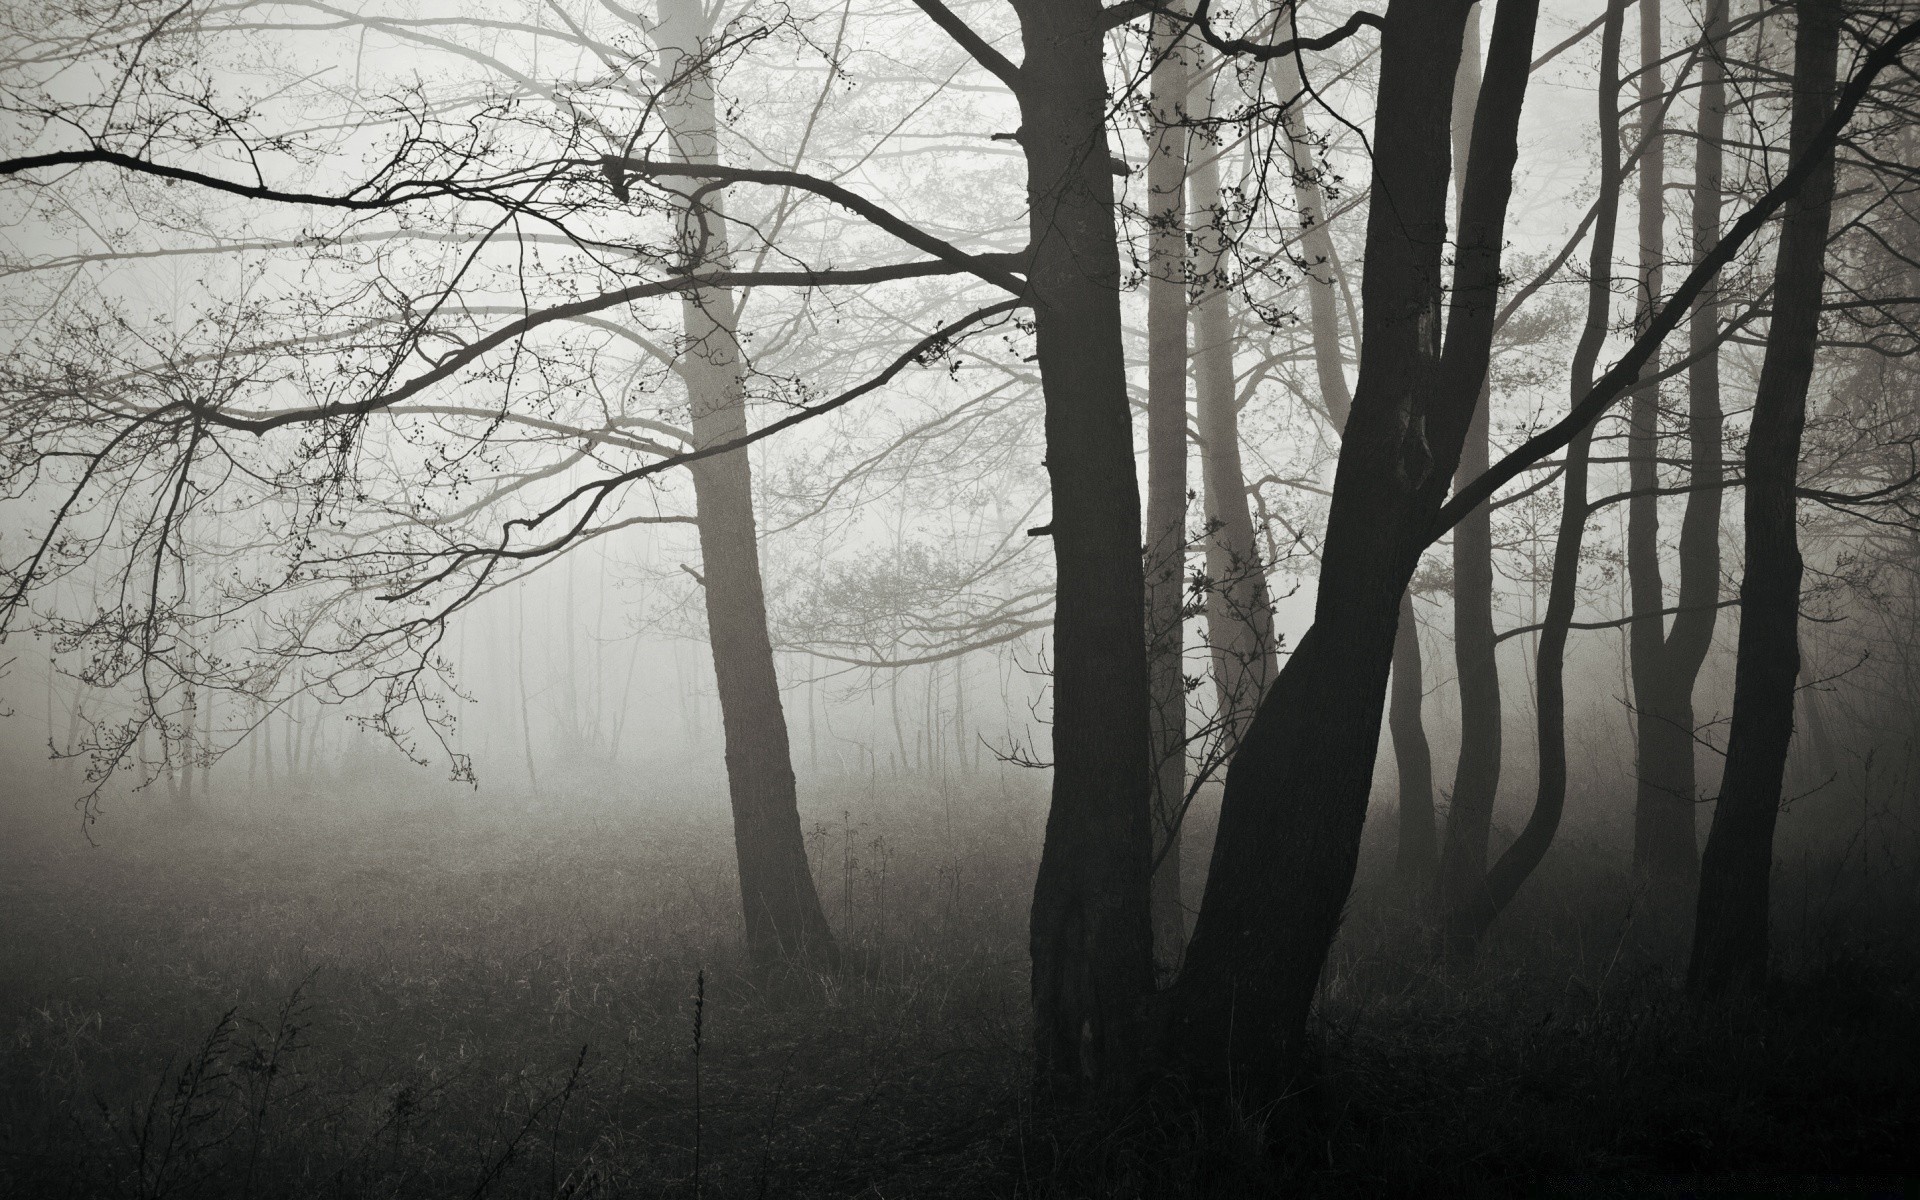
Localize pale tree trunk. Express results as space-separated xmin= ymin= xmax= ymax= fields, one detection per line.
xmin=1013 ymin=0 xmax=1155 ymax=1093
xmin=1166 ymin=0 xmax=1537 ymax=1098
xmin=1436 ymin=2 xmax=1503 ymax=919
xmin=655 ymin=0 xmax=838 ymax=969
xmin=1199 ymin=52 xmax=1279 ymax=739
xmin=1690 ymin=0 xmax=1841 ymax=997
xmin=1145 ymin=4 xmax=1194 ymax=975
xmin=514 ymin=585 xmax=538 ymax=797
xmin=1274 ymin=54 xmax=1353 ymax=432
xmin=1448 ymin=0 xmax=1625 ymax=958
xmin=177 ymin=554 xmax=197 ymax=807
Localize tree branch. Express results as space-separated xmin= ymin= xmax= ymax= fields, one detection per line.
xmin=600 ymin=157 xmax=1027 ymax=293
xmin=908 ymin=0 xmax=1022 ymax=91
xmin=192 ymin=258 xmax=1024 ymax=434
xmin=0 ymin=147 xmax=440 ymax=209
xmin=1430 ymin=14 xmax=1920 ymax=546
xmin=1102 ymin=1 xmax=1384 ymax=60
xmin=379 ymin=298 xmax=1026 ymax=598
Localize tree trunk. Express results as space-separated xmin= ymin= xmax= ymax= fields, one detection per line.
xmin=1689 ymin=0 xmax=1841 ymax=997
xmin=1398 ymin=2 xmax=1486 ymax=889
xmin=1287 ymin=38 xmax=1444 ymax=886
xmin=1389 ymin=590 xmax=1437 ymax=878
xmin=1626 ymin=0 xmax=1703 ymax=913
xmin=1014 ymin=0 xmax=1156 ymax=1093
xmin=1200 ymin=52 xmax=1279 ymax=739
xmin=1165 ymin=0 xmax=1537 ymax=1097
xmin=1274 ymin=54 xmax=1352 ymax=431
xmin=1636 ymin=0 xmax=1730 ymax=928
xmin=1436 ymin=3 xmax=1503 ymax=924
xmin=1145 ymin=4 xmax=1194 ymax=976
xmin=656 ymin=0 xmax=838 ymax=970
xmin=1450 ymin=0 xmax=1625 ymax=957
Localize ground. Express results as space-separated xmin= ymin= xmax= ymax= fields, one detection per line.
xmin=2 ymin=763 xmax=1916 ymax=1197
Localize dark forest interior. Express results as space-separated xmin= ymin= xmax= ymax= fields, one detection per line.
xmin=5 ymin=0 xmax=1920 ymax=1195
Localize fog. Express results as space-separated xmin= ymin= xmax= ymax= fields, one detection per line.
xmin=4 ymin=0 xmax=1920 ymax=1195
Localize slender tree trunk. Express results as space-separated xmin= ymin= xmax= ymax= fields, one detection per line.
xmin=177 ymin=555 xmax=196 ymax=808
xmin=655 ymin=0 xmax=838 ymax=970
xmin=1436 ymin=3 xmax=1503 ymax=923
xmin=513 ymin=585 xmax=538 ymax=797
xmin=1627 ymin=0 xmax=1704 ymax=913
xmin=1274 ymin=54 xmax=1353 ymax=432
xmin=1641 ymin=0 xmax=1731 ymax=920
xmin=1145 ymin=5 xmax=1194 ymax=975
xmin=1389 ymin=590 xmax=1437 ymax=878
xmin=1690 ymin=0 xmax=1841 ymax=997
xmin=1397 ymin=4 xmax=1486 ymax=888
xmin=1199 ymin=53 xmax=1279 ymax=740
xmin=1451 ymin=0 xmax=1625 ymax=957
xmin=1166 ymin=0 xmax=1537 ymax=1097
xmin=1013 ymin=0 xmax=1156 ymax=1093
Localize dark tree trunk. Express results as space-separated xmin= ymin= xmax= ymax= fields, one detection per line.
xmin=1626 ymin=0 xmax=1703 ymax=912
xmin=1390 ymin=589 xmax=1437 ymax=879
xmin=1013 ymin=0 xmax=1156 ymax=1092
xmin=1145 ymin=6 xmax=1193 ymax=974
xmin=1164 ymin=0 xmax=1537 ymax=1097
xmin=1690 ymin=0 xmax=1841 ymax=997
xmin=1432 ymin=2 xmax=1497 ymax=900
xmin=657 ymin=0 xmax=838 ymax=969
xmin=1664 ymin=0 xmax=1732 ymax=906
xmin=1450 ymin=0 xmax=1625 ymax=957
xmin=1436 ymin=369 xmax=1501 ymax=931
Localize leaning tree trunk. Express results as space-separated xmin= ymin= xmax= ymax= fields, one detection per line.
xmin=1014 ymin=0 xmax=1156 ymax=1093
xmin=1285 ymin=36 xmax=1441 ymax=885
xmin=1449 ymin=0 xmax=1625 ymax=958
xmin=655 ymin=0 xmax=837 ymax=969
xmin=1165 ymin=0 xmax=1538 ymax=1099
xmin=1690 ymin=0 xmax=1841 ymax=997
xmin=1626 ymin=0 xmax=1704 ymax=915
xmin=1436 ymin=2 xmax=1504 ymax=922
xmin=1145 ymin=5 xmax=1194 ymax=974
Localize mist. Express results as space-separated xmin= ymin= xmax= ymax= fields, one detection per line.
xmin=5 ymin=0 xmax=1920 ymax=1195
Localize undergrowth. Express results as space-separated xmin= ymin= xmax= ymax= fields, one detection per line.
xmin=1 ymin=770 xmax=1914 ymax=1198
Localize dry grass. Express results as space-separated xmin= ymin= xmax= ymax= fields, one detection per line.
xmin=2 ymin=764 xmax=1915 ymax=1198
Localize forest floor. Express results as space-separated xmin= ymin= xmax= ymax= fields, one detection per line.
xmin=2 ymin=764 xmax=1917 ymax=1198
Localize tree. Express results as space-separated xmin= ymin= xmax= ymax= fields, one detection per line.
xmin=1690 ymin=0 xmax=1843 ymax=997
xmin=653 ymin=0 xmax=839 ymax=968
xmin=1164 ymin=0 xmax=1536 ymax=1095
xmin=1144 ymin=1 xmax=1195 ymax=975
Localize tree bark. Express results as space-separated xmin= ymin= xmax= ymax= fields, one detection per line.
xmin=1626 ymin=0 xmax=1704 ymax=911
xmin=1436 ymin=2 xmax=1504 ymax=926
xmin=1200 ymin=52 xmax=1279 ymax=737
xmin=1145 ymin=5 xmax=1193 ymax=974
xmin=1403 ymin=2 xmax=1490 ymax=890
xmin=1013 ymin=0 xmax=1156 ymax=1093
xmin=1389 ymin=589 xmax=1437 ymax=879
xmin=1165 ymin=0 xmax=1537 ymax=1097
xmin=1690 ymin=0 xmax=1841 ymax=997
xmin=1450 ymin=0 xmax=1625 ymax=957
xmin=656 ymin=0 xmax=838 ymax=969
